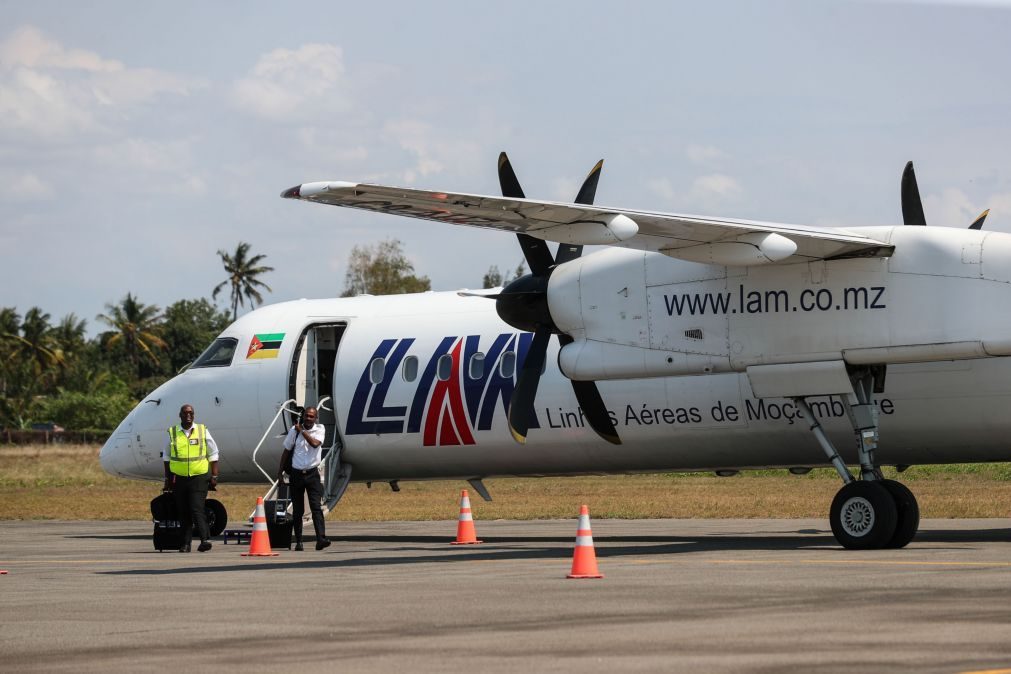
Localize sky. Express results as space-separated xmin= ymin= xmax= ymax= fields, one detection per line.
xmin=3 ymin=0 xmax=1011 ymax=336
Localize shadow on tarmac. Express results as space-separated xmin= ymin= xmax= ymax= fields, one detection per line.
xmin=98 ymin=525 xmax=1010 ymax=576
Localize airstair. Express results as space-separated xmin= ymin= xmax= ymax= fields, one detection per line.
xmin=248 ymin=397 xmax=352 ymax=522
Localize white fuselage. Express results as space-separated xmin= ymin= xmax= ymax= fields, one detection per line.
xmin=100 ymin=227 xmax=1011 ymax=484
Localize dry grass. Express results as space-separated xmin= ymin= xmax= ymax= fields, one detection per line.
xmin=2 ymin=444 xmax=1010 ymax=521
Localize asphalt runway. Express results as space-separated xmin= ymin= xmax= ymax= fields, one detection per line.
xmin=2 ymin=519 xmax=1011 ymax=673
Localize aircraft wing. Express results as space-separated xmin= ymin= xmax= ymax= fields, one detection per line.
xmin=282 ymin=181 xmax=893 ymax=264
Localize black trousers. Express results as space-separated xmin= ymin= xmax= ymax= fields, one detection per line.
xmin=172 ymin=474 xmax=210 ymax=545
xmin=290 ymin=468 xmax=326 ymax=542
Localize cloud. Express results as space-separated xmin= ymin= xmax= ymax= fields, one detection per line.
xmin=0 ymin=25 xmax=122 ymax=72
xmin=0 ymin=26 xmax=196 ymax=139
xmin=647 ymin=173 xmax=743 ymax=212
xmin=0 ymin=171 xmax=53 ymax=200
xmin=691 ymin=173 xmax=742 ymax=200
xmin=381 ymin=119 xmax=483 ymax=185
xmin=232 ymin=43 xmax=347 ymax=121
xmin=923 ymin=187 xmax=985 ymax=228
xmin=685 ymin=144 xmax=728 ymax=166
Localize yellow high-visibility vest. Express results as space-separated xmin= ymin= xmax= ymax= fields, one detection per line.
xmin=167 ymin=424 xmax=209 ymax=477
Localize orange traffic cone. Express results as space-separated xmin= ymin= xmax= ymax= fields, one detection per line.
xmin=567 ymin=504 xmax=603 ymax=579
xmin=242 ymin=497 xmax=279 ymax=557
xmin=450 ymin=489 xmax=483 ymax=545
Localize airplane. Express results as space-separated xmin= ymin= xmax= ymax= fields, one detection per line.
xmin=100 ymin=153 xmax=1011 ymax=550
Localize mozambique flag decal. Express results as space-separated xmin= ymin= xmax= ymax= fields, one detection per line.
xmin=247 ymin=332 xmax=284 ymax=359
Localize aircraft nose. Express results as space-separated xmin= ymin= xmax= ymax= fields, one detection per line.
xmin=99 ymin=424 xmax=139 ymax=477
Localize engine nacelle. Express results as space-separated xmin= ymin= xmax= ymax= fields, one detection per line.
xmin=548 ymin=227 xmax=1011 ymax=382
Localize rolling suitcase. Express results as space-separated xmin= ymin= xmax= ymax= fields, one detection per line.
xmin=150 ymin=493 xmax=185 ymax=551
xmin=150 ymin=493 xmax=227 ymax=550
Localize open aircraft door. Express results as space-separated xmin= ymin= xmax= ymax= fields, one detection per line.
xmin=287 ymin=322 xmax=353 ymax=509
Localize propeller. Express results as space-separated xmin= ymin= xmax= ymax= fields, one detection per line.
xmin=969 ymin=209 xmax=990 ymax=231
xmin=902 ymin=160 xmax=990 ymax=230
xmin=495 ymin=153 xmax=620 ymax=445
xmin=901 ymin=161 xmax=928 ymax=227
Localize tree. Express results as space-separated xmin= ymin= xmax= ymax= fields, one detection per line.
xmin=97 ymin=293 xmax=167 ymax=373
xmin=160 ymin=298 xmax=231 ymax=373
xmin=341 ymin=239 xmax=431 ymax=297
xmin=212 ymin=242 xmax=274 ymax=321
xmin=482 ymin=260 xmax=527 ymax=289
xmin=15 ymin=307 xmax=62 ymax=375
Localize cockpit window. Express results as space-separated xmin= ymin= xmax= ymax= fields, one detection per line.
xmin=191 ymin=338 xmax=238 ymax=368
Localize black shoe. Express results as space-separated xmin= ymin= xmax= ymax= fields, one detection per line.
xmin=315 ymin=538 xmax=331 ymax=551
xmin=197 ymin=541 xmax=212 ymax=552
xmin=294 ymin=542 xmax=304 ymax=551
xmin=178 ymin=544 xmax=191 ymax=553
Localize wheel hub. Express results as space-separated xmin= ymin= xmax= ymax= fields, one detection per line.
xmin=840 ymin=496 xmax=875 ymax=537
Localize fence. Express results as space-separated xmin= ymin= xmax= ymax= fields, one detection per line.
xmin=1 ymin=429 xmax=111 ymax=445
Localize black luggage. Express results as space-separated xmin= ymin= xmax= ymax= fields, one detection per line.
xmin=265 ymin=480 xmax=294 ymax=550
xmin=150 ymin=493 xmax=185 ymax=551
xmin=150 ymin=493 xmax=228 ymax=550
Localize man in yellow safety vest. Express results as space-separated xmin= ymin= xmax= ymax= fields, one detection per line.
xmin=163 ymin=404 xmax=219 ymax=552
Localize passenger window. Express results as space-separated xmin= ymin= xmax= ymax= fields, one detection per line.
xmin=402 ymin=355 xmax=418 ymax=382
xmin=369 ymin=358 xmax=385 ymax=384
xmin=191 ymin=338 xmax=238 ymax=368
xmin=468 ymin=353 xmax=485 ymax=379
xmin=500 ymin=351 xmax=516 ymax=378
xmin=436 ymin=354 xmax=453 ymax=381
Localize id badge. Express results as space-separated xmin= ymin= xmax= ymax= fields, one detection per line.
xmin=189 ymin=438 xmax=199 ymax=445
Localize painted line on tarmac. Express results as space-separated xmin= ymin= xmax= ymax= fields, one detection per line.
xmin=959 ymin=668 xmax=1011 ymax=674
xmin=625 ymin=558 xmax=1011 ymax=568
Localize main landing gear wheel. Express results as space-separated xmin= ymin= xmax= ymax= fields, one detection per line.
xmin=205 ymin=499 xmax=227 ymax=537
xmin=880 ymin=479 xmax=919 ymax=549
xmin=829 ymin=481 xmax=898 ymax=550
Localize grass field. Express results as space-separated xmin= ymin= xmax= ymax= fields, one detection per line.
xmin=2 ymin=444 xmax=1010 ymax=522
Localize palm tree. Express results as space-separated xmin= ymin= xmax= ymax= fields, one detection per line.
xmin=97 ymin=293 xmax=167 ymax=370
xmin=13 ymin=307 xmax=63 ymax=376
xmin=212 ymin=242 xmax=274 ymax=321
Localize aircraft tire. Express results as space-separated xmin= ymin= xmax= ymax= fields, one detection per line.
xmin=880 ymin=479 xmax=919 ymax=549
xmin=205 ymin=499 xmax=227 ymax=537
xmin=829 ymin=481 xmax=898 ymax=550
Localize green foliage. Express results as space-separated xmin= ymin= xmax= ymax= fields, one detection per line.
xmin=96 ymin=293 xmax=166 ymax=377
xmin=38 ymin=390 xmax=136 ymax=433
xmin=342 ymin=239 xmax=431 ymax=296
xmin=160 ymin=298 xmax=231 ymax=373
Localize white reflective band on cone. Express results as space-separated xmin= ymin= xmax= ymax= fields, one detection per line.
xmin=575 ymin=535 xmax=595 ymax=546
xmin=459 ymin=512 xmax=473 ymax=521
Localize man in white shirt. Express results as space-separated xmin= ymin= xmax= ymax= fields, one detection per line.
xmin=278 ymin=406 xmax=330 ymax=551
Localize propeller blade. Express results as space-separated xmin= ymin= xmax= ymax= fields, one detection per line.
xmin=574 ymin=159 xmax=603 ymax=205
xmin=556 ymin=159 xmax=605 ymax=266
xmin=457 ymin=291 xmax=501 ymax=299
xmin=507 ymin=327 xmax=552 ymax=444
xmin=557 ymin=334 xmax=621 ymax=444
xmin=969 ymin=209 xmax=990 ymax=230
xmin=498 ymin=152 xmax=555 ymax=276
xmin=901 ymin=161 xmax=928 ymax=227
xmin=497 ymin=151 xmax=526 ymax=199
xmin=571 ymin=380 xmax=621 ymax=445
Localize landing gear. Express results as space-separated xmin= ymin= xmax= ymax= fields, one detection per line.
xmin=829 ymin=481 xmax=897 ymax=549
xmin=793 ymin=365 xmax=920 ymax=550
xmin=880 ymin=479 xmax=920 ymax=549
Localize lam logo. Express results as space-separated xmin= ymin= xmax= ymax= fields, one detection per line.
xmin=345 ymin=333 xmax=536 ymax=446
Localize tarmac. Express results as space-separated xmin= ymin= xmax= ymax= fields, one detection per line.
xmin=1 ymin=518 xmax=1011 ymax=673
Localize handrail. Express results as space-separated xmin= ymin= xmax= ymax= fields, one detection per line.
xmin=250 ymin=398 xmax=299 ymax=484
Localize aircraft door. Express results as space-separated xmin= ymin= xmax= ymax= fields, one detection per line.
xmin=287 ymin=323 xmax=347 ymax=459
